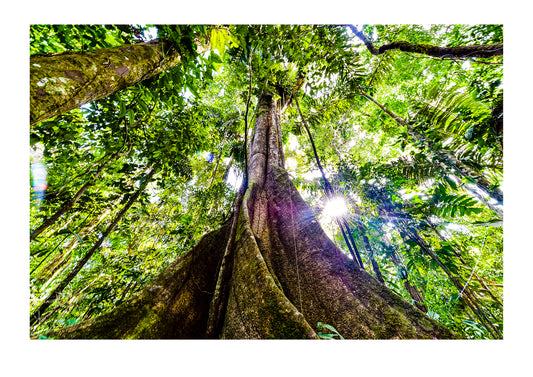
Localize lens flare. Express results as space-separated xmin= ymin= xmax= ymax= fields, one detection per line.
xmin=31 ymin=160 xmax=48 ymax=202
xmin=323 ymin=197 xmax=348 ymax=218
xmin=201 ymin=151 xmax=215 ymax=163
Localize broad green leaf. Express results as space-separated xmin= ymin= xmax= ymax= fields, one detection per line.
xmin=119 ymin=100 xmax=126 ymax=118
xmin=210 ymin=28 xmax=227 ymax=55
xmin=56 ymin=229 xmax=84 ymax=244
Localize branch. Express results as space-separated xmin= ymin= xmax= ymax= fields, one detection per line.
xmin=346 ymin=25 xmax=503 ymax=59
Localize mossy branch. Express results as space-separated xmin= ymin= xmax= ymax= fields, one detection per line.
xmin=347 ymin=25 xmax=503 ymax=59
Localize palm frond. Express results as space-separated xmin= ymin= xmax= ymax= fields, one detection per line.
xmin=431 ymin=184 xmax=484 ymax=218
xmin=366 ymin=51 xmax=396 ymax=89
xmin=387 ymin=155 xmax=444 ymax=184
xmin=412 ymin=84 xmax=490 ymax=135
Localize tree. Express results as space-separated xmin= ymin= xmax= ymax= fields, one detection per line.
xmin=42 ymin=91 xmax=455 ymax=339
xmin=30 ymin=24 xmax=503 ymax=339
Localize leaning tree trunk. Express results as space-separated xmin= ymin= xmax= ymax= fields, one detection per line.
xmin=44 ymin=93 xmax=457 ymax=339
xmin=30 ymin=39 xmax=181 ymax=125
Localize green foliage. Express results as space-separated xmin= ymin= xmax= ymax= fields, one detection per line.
xmin=316 ymin=322 xmax=345 ymax=340
xmin=430 ymin=184 xmax=484 ymax=218
xmin=29 ymin=24 xmax=503 ymax=340
xmin=30 ymin=25 xmax=145 ymax=55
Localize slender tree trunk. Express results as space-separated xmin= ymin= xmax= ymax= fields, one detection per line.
xmin=355 ymin=222 xmax=385 ymax=283
xmin=430 ymin=222 xmax=503 ymax=306
xmin=30 ymin=39 xmax=181 ymax=125
xmin=383 ymin=234 xmax=428 ymax=312
xmin=30 ymin=168 xmax=157 ymax=326
xmin=403 ymin=280 xmax=427 ymax=312
xmin=43 ymin=93 xmax=457 ymax=339
xmin=222 ymin=155 xmax=234 ymax=182
xmin=347 ymin=25 xmax=503 ymax=59
xmin=34 ymin=206 xmax=114 ymax=288
xmin=295 ymin=95 xmax=365 ymax=268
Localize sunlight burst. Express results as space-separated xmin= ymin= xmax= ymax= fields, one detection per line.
xmin=323 ymin=197 xmax=348 ymax=218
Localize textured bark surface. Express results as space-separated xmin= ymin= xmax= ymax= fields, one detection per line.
xmin=44 ymin=93 xmax=458 ymax=339
xmin=348 ymin=25 xmax=503 ymax=58
xmin=30 ymin=39 xmax=180 ymax=125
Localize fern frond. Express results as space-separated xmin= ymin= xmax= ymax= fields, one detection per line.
xmin=443 ymin=138 xmax=502 ymax=171
xmin=432 ymin=191 xmax=483 ymax=218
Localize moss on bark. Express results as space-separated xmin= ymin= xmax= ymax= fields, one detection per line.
xmin=30 ymin=39 xmax=180 ymax=125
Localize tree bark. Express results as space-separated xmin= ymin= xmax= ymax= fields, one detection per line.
xmin=43 ymin=93 xmax=457 ymax=339
xmin=30 ymin=39 xmax=180 ymax=125
xmin=348 ymin=25 xmax=503 ymax=59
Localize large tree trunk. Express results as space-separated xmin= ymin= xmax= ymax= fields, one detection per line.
xmin=30 ymin=39 xmax=181 ymax=125
xmin=44 ymin=93 xmax=457 ymax=339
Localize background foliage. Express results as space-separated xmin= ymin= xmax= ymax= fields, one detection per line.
xmin=30 ymin=24 xmax=503 ymax=339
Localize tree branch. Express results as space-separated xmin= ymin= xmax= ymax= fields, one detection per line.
xmin=347 ymin=25 xmax=503 ymax=59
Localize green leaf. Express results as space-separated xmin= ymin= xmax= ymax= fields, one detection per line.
xmin=56 ymin=229 xmax=84 ymax=244
xmin=30 ymin=134 xmax=40 ymax=146
xmin=65 ymin=318 xmax=79 ymax=326
xmin=316 ymin=322 xmax=344 ymax=339
xmin=136 ymin=98 xmax=149 ymax=114
xmin=210 ymin=53 xmax=222 ymax=64
xmin=127 ymin=108 xmax=135 ymax=126
xmin=119 ymin=100 xmax=126 ymax=118
xmin=444 ymin=175 xmax=458 ymax=190
xmin=210 ymin=28 xmax=227 ymax=55
xmin=317 ymin=332 xmax=336 ymax=340
xmin=449 ymin=293 xmax=461 ymax=302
